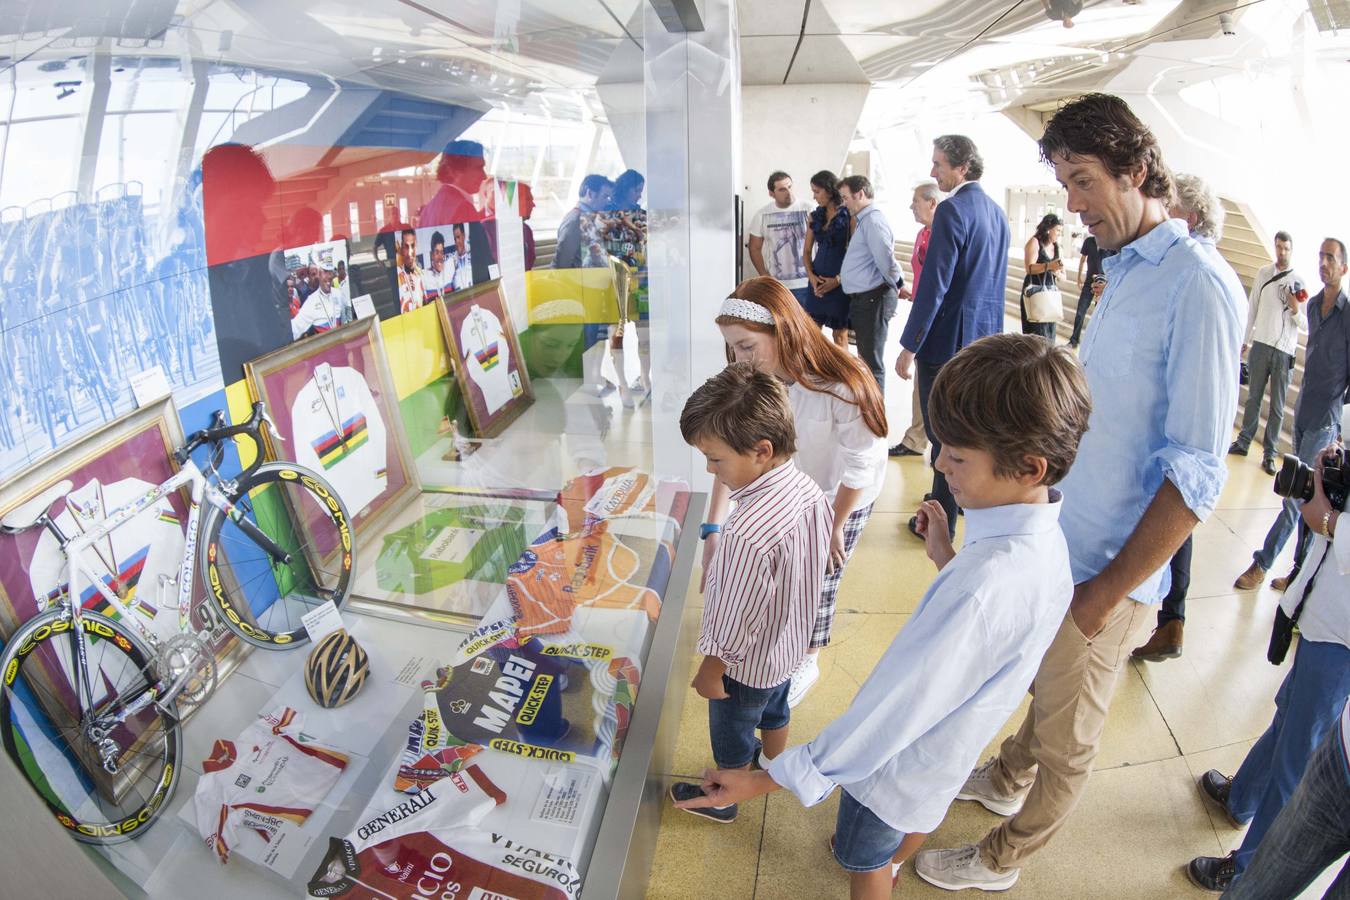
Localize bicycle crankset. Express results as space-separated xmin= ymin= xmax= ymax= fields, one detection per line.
xmin=159 ymin=634 xmax=217 ymax=707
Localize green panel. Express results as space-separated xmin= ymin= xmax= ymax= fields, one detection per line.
xmin=375 ymin=505 xmax=529 ymax=595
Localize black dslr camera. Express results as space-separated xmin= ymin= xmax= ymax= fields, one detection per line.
xmin=1272 ymin=447 xmax=1350 ymax=511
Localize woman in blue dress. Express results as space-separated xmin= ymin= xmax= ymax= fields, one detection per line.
xmin=802 ymin=170 xmax=852 ymax=346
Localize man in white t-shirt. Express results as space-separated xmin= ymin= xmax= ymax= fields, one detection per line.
xmin=396 ymin=228 xmax=425 ymax=312
xmin=1230 ymin=230 xmax=1306 ymax=473
xmin=449 ymin=222 xmax=474 ymax=291
xmin=747 ymin=171 xmax=812 ymax=300
xmin=421 ymin=230 xmax=449 ymax=301
xmin=290 ymin=264 xmax=352 ymax=339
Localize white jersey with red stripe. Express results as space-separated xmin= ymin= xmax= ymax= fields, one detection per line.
xmin=194 ymin=706 xmax=349 ymax=864
xmin=308 ymin=764 xmax=581 ymax=899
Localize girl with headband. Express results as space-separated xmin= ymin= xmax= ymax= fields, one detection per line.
xmin=703 ymin=276 xmax=889 ymax=707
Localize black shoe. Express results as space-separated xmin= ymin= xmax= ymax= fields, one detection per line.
xmin=1199 ymin=770 xmax=1242 ymax=828
xmin=1186 ymin=853 xmax=1236 ymax=892
xmin=1261 ymin=457 xmax=1277 ymax=476
xmin=669 ymin=782 xmax=737 ymax=823
xmin=1227 ymin=442 xmax=1248 ymax=457
xmin=889 ymin=443 xmax=922 ymax=457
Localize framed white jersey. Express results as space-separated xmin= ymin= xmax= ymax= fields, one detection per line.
xmin=291 ymin=362 xmax=389 ymax=516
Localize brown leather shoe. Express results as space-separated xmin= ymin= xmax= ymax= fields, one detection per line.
xmin=1271 ymin=572 xmax=1294 ymax=592
xmin=1132 ymin=620 xmax=1183 ymax=661
xmin=1234 ymin=561 xmax=1266 ymax=590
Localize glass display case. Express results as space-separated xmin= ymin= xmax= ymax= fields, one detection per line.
xmin=0 ymin=1 xmax=738 ymax=896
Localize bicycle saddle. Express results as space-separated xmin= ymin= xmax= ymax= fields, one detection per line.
xmin=1 ymin=479 xmax=73 ymax=533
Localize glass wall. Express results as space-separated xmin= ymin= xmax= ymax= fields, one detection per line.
xmin=0 ymin=3 xmax=734 ymax=897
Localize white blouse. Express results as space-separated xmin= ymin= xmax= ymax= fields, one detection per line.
xmin=787 ymin=379 xmax=888 ymax=511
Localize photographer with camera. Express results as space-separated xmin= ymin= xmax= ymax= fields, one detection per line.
xmin=1186 ymin=442 xmax=1350 ymax=891
xmin=1236 ymin=237 xmax=1350 ymax=593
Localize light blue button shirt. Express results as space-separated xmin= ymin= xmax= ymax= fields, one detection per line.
xmin=839 ymin=204 xmax=901 ymax=294
xmin=767 ymin=494 xmax=1073 ymax=834
xmin=1061 ymin=218 xmax=1246 ymax=603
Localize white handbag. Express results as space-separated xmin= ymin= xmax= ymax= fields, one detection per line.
xmin=1024 ymin=285 xmax=1063 ymax=324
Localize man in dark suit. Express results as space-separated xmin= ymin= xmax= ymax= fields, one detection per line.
xmin=896 ymin=134 xmax=1011 ymax=539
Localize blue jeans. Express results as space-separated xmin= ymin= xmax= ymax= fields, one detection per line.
xmin=833 ymin=789 xmax=907 ymax=872
xmin=1254 ymin=425 xmax=1337 ymax=571
xmin=1225 ymin=723 xmax=1350 ymax=898
xmin=707 ymin=675 xmax=790 ymax=769
xmin=1228 ymin=638 xmax=1350 ymax=875
xmin=1234 ymin=342 xmax=1294 ymax=460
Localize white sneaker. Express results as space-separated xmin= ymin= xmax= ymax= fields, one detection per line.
xmin=786 ymin=655 xmax=820 ymax=708
xmin=956 ymin=758 xmax=1027 ymax=816
xmin=915 ymin=844 xmax=1019 ymax=892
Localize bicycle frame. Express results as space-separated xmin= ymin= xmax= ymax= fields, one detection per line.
xmin=53 ymin=456 xmax=278 ymax=723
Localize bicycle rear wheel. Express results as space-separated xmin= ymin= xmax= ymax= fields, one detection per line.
xmin=201 ymin=463 xmax=354 ymax=649
xmin=0 ymin=610 xmax=181 ymax=843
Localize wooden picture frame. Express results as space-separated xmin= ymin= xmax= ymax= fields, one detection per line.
xmin=436 ymin=279 xmax=534 ymax=438
xmin=0 ymin=397 xmax=248 ymax=792
xmin=244 ymin=316 xmax=419 ymax=544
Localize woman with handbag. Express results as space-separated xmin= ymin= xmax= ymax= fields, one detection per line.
xmin=1021 ymin=213 xmax=1064 ymax=342
xmin=801 ymin=170 xmax=852 ymax=347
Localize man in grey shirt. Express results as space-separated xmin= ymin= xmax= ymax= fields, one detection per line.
xmin=1236 ymin=237 xmax=1350 ymax=591
xmin=554 ymin=174 xmax=612 ymax=269
xmin=838 ymin=175 xmax=902 ymax=395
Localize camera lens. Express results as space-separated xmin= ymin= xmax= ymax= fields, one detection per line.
xmin=1272 ymin=454 xmax=1314 ymax=503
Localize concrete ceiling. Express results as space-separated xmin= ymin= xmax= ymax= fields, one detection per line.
xmin=0 ymin=0 xmax=1335 ymax=129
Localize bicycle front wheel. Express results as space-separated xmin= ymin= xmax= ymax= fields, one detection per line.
xmin=201 ymin=462 xmax=354 ymax=649
xmin=0 ymin=610 xmax=182 ymax=843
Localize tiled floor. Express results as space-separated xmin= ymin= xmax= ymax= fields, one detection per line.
xmin=646 ymin=410 xmax=1341 ymax=897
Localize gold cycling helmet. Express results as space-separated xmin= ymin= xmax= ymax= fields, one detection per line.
xmin=304 ymin=629 xmax=370 ymax=709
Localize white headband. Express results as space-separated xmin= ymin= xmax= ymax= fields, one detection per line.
xmin=719 ymin=297 xmax=775 ymax=325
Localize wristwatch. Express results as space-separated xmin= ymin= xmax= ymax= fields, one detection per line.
xmin=699 ymin=522 xmax=722 ymax=540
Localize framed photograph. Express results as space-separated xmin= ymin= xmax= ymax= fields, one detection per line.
xmin=282 ymin=238 xmax=356 ymax=342
xmin=436 ymin=279 xmax=533 ymax=438
xmin=244 ymin=316 xmax=419 ymax=542
xmin=350 ymin=491 xmax=558 ymax=620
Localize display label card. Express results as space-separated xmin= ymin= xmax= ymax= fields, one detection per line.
xmin=530 ymin=764 xmax=595 ymax=826
xmin=393 ymin=654 xmax=431 ymax=687
xmin=129 ymin=365 xmax=172 ymax=406
xmin=488 ymin=263 xmax=501 ymax=280
xmin=421 ymin=526 xmax=484 ymax=564
xmin=301 ymin=600 xmax=344 ymax=643
xmin=351 ymin=293 xmax=376 ymax=320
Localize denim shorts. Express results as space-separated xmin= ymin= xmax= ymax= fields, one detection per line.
xmin=832 ymin=789 xmax=907 ymax=872
xmin=707 ymin=675 xmax=790 ymax=769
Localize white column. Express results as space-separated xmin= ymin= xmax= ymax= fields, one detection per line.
xmin=645 ymin=0 xmax=740 ymax=487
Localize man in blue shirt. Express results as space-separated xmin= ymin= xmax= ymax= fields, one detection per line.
xmin=1234 ymin=237 xmax=1350 ymax=591
xmin=838 ymin=175 xmax=902 ymax=397
xmin=895 ymin=135 xmax=1010 ymax=540
xmin=915 ymin=93 xmax=1245 ymax=892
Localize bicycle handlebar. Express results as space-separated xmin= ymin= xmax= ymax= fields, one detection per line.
xmin=174 ymin=402 xmax=273 ymax=480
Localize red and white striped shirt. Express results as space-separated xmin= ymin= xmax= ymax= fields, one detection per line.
xmin=699 ymin=461 xmax=832 ymax=688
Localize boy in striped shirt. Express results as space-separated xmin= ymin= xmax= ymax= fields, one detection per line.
xmin=676 ymin=335 xmax=1093 ymax=898
xmin=670 ymin=362 xmax=833 ymax=824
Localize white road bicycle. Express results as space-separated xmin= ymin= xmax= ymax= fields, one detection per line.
xmin=0 ymin=402 xmax=354 ymax=843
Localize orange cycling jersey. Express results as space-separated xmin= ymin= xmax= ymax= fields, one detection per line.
xmin=506 ymin=523 xmax=661 ymax=637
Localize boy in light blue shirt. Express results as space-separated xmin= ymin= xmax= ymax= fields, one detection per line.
xmin=676 ymin=333 xmax=1093 ymax=899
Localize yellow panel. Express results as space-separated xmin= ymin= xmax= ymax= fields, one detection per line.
xmin=224 ymin=379 xmax=259 ymax=470
xmin=525 ymin=268 xmax=621 ymax=324
xmin=380 ymin=303 xmax=452 ymax=400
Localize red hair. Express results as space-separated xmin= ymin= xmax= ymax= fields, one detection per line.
xmin=716 ymin=277 xmax=888 ymax=438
